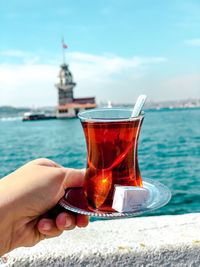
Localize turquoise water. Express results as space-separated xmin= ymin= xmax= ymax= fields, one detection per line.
xmin=0 ymin=108 xmax=200 ymax=216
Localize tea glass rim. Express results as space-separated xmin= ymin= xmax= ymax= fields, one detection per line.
xmin=78 ymin=108 xmax=144 ymax=123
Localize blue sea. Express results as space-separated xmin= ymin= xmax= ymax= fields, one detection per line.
xmin=0 ymin=108 xmax=200 ymax=216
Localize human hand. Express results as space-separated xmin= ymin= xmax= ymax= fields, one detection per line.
xmin=0 ymin=158 xmax=89 ymax=255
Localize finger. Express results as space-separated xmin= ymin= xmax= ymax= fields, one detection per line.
xmin=29 ymin=158 xmax=62 ymax=168
xmin=37 ymin=218 xmax=63 ymax=238
xmin=55 ymin=212 xmax=76 ymax=231
xmin=63 ymin=168 xmax=85 ymax=188
xmin=76 ymin=214 xmax=89 ymax=228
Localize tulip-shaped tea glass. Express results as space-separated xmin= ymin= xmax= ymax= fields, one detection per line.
xmin=79 ymin=108 xmax=144 ymax=212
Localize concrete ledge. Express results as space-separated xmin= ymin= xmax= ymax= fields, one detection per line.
xmin=5 ymin=213 xmax=200 ymax=266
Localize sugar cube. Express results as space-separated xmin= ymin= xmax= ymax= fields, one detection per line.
xmin=112 ymin=185 xmax=149 ymax=212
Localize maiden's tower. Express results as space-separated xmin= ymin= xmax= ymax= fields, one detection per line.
xmin=55 ymin=43 xmax=96 ymax=118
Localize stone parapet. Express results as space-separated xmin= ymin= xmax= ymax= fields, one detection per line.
xmin=4 ymin=213 xmax=200 ymax=266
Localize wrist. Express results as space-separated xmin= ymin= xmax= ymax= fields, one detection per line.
xmin=0 ymin=178 xmax=15 ymax=255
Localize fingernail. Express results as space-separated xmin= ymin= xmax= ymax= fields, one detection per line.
xmin=42 ymin=223 xmax=51 ymax=231
xmin=65 ymin=216 xmax=72 ymax=228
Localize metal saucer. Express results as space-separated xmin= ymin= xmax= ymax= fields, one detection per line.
xmin=59 ymin=178 xmax=171 ymax=219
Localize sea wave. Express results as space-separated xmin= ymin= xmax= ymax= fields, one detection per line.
xmin=0 ymin=117 xmax=22 ymax=121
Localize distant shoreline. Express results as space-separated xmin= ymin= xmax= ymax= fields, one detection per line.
xmin=0 ymin=105 xmax=200 ymax=120
xmin=1 ymin=98 xmax=200 ymax=114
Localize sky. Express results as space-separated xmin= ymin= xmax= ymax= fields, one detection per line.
xmin=0 ymin=0 xmax=200 ymax=107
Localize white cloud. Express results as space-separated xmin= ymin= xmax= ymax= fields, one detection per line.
xmin=0 ymin=49 xmax=41 ymax=65
xmin=163 ymin=74 xmax=200 ymax=99
xmin=144 ymin=74 xmax=200 ymax=102
xmin=0 ymin=64 xmax=58 ymax=107
xmin=184 ymin=38 xmax=200 ymax=46
xmin=69 ymin=52 xmax=165 ymax=80
xmin=0 ymin=50 xmax=167 ymax=106
xmin=0 ymin=50 xmax=26 ymax=57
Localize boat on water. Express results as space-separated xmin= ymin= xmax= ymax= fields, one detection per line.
xmin=22 ymin=112 xmax=57 ymax=121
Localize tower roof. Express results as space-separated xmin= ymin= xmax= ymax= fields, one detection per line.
xmin=56 ymin=63 xmax=76 ymax=89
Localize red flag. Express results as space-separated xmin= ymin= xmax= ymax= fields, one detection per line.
xmin=63 ymin=43 xmax=68 ymax=49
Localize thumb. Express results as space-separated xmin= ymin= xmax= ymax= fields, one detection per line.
xmin=63 ymin=168 xmax=85 ymax=189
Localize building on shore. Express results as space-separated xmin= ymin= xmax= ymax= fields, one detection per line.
xmin=55 ymin=59 xmax=96 ymax=118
